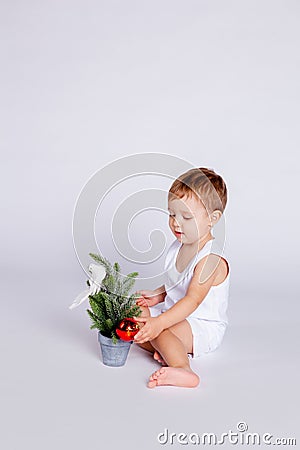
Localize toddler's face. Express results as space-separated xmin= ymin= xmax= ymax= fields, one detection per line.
xmin=168 ymin=194 xmax=212 ymax=245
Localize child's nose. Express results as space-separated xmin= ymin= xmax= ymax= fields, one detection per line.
xmin=174 ymin=217 xmax=183 ymax=228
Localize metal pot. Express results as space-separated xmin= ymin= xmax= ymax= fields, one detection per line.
xmin=98 ymin=332 xmax=132 ymax=367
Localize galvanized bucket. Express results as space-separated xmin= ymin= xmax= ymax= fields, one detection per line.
xmin=98 ymin=332 xmax=132 ymax=367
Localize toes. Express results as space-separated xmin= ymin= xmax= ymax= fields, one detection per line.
xmin=153 ymin=351 xmax=163 ymax=363
xmin=147 ymin=368 xmax=167 ymax=388
xmin=150 ymin=370 xmax=161 ymax=380
xmin=148 ymin=367 xmax=167 ymax=388
xmin=150 ymin=371 xmax=159 ymax=380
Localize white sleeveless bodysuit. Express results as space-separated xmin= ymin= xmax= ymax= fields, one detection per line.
xmin=149 ymin=237 xmax=230 ymax=358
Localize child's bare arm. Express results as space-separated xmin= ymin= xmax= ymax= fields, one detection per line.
xmin=159 ymin=254 xmax=220 ymax=328
xmin=136 ymin=285 xmax=166 ymax=307
xmin=134 ymin=255 xmax=220 ymax=343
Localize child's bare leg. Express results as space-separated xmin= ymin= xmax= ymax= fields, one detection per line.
xmin=137 ymin=340 xmax=155 ymax=353
xmin=136 ymin=306 xmax=166 ymax=365
xmin=148 ymin=321 xmax=199 ymax=388
xmin=137 ymin=341 xmax=167 ymax=365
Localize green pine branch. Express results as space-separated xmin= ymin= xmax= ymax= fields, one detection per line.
xmin=89 ymin=253 xmax=114 ymax=276
xmin=86 ymin=254 xmax=141 ymax=342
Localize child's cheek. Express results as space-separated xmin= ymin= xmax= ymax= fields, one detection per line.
xmin=192 ymin=220 xmax=201 ymax=236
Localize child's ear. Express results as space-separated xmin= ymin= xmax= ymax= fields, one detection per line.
xmin=211 ymin=210 xmax=222 ymax=224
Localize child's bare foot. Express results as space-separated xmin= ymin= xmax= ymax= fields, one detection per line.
xmin=147 ymin=367 xmax=200 ymax=388
xmin=153 ymin=351 xmax=167 ymax=366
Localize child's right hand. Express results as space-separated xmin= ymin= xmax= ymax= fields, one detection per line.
xmin=135 ymin=290 xmax=162 ymax=307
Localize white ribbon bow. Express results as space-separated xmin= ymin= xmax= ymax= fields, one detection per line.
xmin=69 ymin=263 xmax=106 ymax=310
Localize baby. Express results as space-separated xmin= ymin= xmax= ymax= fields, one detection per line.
xmin=133 ymin=167 xmax=230 ymax=388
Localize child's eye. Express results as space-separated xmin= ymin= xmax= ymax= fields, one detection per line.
xmin=183 ymin=217 xmax=193 ymax=220
xmin=169 ymin=214 xmax=175 ymax=217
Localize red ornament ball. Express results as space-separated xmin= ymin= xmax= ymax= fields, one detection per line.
xmin=116 ymin=318 xmax=140 ymax=341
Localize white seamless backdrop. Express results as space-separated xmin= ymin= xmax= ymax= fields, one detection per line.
xmin=1 ymin=1 xmax=299 ymax=450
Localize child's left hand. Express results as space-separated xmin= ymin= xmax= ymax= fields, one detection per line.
xmin=133 ymin=316 xmax=164 ymax=344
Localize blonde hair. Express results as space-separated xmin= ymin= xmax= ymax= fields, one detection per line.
xmin=168 ymin=167 xmax=228 ymax=214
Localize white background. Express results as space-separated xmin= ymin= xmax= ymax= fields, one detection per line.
xmin=1 ymin=1 xmax=299 ymax=449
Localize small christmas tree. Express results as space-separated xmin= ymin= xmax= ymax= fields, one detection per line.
xmin=86 ymin=253 xmax=142 ymax=344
